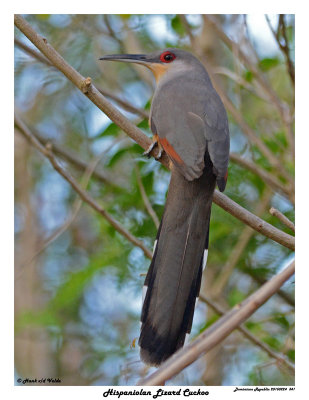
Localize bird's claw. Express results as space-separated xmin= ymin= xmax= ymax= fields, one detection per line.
xmin=154 ymin=148 xmax=163 ymax=160
xmin=143 ymin=141 xmax=158 ymax=158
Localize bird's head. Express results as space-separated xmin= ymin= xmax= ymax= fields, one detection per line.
xmin=99 ymin=48 xmax=200 ymax=82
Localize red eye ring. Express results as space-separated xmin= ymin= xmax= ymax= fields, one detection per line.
xmin=160 ymin=51 xmax=176 ymax=63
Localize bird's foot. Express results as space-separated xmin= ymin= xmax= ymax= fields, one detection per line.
xmin=143 ymin=141 xmax=158 ymax=158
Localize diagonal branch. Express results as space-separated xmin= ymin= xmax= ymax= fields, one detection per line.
xmin=180 ymin=15 xmax=293 ymax=188
xmin=31 ymin=129 xmax=121 ymax=189
xmin=14 ymin=113 xmax=152 ymax=260
xmin=14 ymin=36 xmax=149 ymax=119
xmin=269 ymin=207 xmax=295 ymax=232
xmin=137 ymin=260 xmax=295 ymax=385
xmin=202 ymin=14 xmax=295 ymax=165
xmin=135 ymin=165 xmax=160 ymax=229
xmin=14 ymin=14 xmax=295 ymax=251
xmin=229 ymin=152 xmax=294 ymax=204
xmin=15 ymin=28 xmax=294 ymax=202
xmin=199 ymin=294 xmax=294 ymax=374
xmin=17 ymin=28 xmax=291 ymax=197
xmin=265 ymin=14 xmax=295 ymax=86
xmin=212 ymin=188 xmax=273 ymax=297
xmin=203 ymin=15 xmax=291 ymax=120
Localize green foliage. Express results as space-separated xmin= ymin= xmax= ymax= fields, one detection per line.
xmin=227 ymin=288 xmax=247 ymax=307
xmin=259 ymin=57 xmax=280 ymax=71
xmin=170 ymin=15 xmax=186 ymax=37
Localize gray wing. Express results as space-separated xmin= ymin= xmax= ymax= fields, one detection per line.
xmin=150 ymin=75 xmax=229 ymax=185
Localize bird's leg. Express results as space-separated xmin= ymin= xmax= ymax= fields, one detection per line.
xmin=143 ymin=134 xmax=163 ymax=160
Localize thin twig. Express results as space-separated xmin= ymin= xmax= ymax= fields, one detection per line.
xmin=135 ymin=165 xmax=160 ymax=229
xmin=213 ymin=191 xmax=294 ymax=250
xmin=14 ymin=35 xmax=149 ymax=119
xmin=212 ymin=189 xmax=273 ymax=296
xmin=181 ymin=15 xmax=294 ymax=187
xmin=32 ymin=129 xmax=120 ymax=189
xmin=97 ymin=87 xmax=149 ymax=119
xmin=14 ymin=113 xmax=152 ymax=260
xmin=15 ymin=37 xmax=51 ymax=66
xmin=16 ymin=25 xmax=293 ymax=199
xmin=137 ymin=260 xmax=295 ymax=385
xmin=203 ymin=15 xmax=291 ymax=122
xmin=14 ymin=14 xmax=295 ymax=251
xmin=265 ymin=14 xmax=295 ymax=86
xmin=199 ymin=294 xmax=294 ymax=374
xmin=269 ymin=207 xmax=295 ymax=232
xmin=229 ymin=153 xmax=294 ymax=204
xmin=15 ymin=135 xmax=125 ymax=279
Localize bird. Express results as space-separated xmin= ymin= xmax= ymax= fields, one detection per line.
xmin=100 ymin=48 xmax=230 ymax=366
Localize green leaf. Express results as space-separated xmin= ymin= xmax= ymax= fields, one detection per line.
xmin=95 ymin=122 xmax=120 ymax=139
xmin=36 ymin=14 xmax=50 ymax=21
xmin=106 ymin=148 xmax=128 ymax=167
xmin=287 ymin=349 xmax=295 ymax=362
xmin=259 ymin=57 xmax=280 ymax=71
xmin=16 ymin=310 xmax=60 ymax=332
xmin=262 ymin=335 xmax=281 ymax=351
xmin=137 ymin=119 xmax=149 ymax=130
xmin=171 ymin=15 xmax=186 ymax=36
xmin=227 ymin=288 xmax=246 ymax=307
xmin=244 ymin=70 xmax=254 ymax=82
xmin=119 ymin=14 xmax=131 ymax=20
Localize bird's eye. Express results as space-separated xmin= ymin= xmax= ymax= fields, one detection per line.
xmin=160 ymin=51 xmax=176 ymax=63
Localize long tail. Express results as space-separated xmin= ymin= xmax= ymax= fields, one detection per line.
xmin=139 ymin=156 xmax=216 ymax=366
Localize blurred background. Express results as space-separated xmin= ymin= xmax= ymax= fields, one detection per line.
xmin=14 ymin=14 xmax=295 ymax=386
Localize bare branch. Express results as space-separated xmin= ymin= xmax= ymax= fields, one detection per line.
xmin=199 ymin=294 xmax=294 ymax=374
xmin=204 ymin=14 xmax=295 ymax=164
xmin=212 ymin=189 xmax=273 ymax=296
xmin=180 ymin=15 xmax=293 ymax=186
xmin=269 ymin=207 xmax=295 ymax=232
xmin=265 ymin=14 xmax=295 ymax=86
xmin=14 ymin=34 xmax=149 ymax=120
xmin=32 ymin=129 xmax=121 ymax=189
xmin=230 ymin=152 xmax=294 ymax=204
xmin=137 ymin=260 xmax=295 ymax=385
xmin=15 ymin=24 xmax=294 ymax=200
xmin=135 ymin=165 xmax=160 ymax=229
xmin=14 ymin=14 xmax=295 ymax=251
xmin=14 ymin=113 xmax=152 ymax=260
xmin=97 ymin=87 xmax=149 ymax=119
xmin=15 ymin=37 xmax=51 ymax=66
xmin=213 ymin=191 xmax=294 ymax=250
xmin=203 ymin=15 xmax=290 ymax=119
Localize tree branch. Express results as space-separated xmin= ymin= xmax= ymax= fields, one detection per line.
xmin=269 ymin=207 xmax=295 ymax=232
xmin=15 ymin=31 xmax=149 ymax=120
xmin=213 ymin=191 xmax=294 ymax=250
xmin=14 ymin=113 xmax=152 ymax=260
xmin=203 ymin=15 xmax=291 ymax=121
xmin=137 ymin=260 xmax=295 ymax=385
xmin=265 ymin=14 xmax=295 ymax=86
xmin=199 ymin=294 xmax=294 ymax=374
xmin=229 ymin=152 xmax=294 ymax=204
xmin=180 ymin=14 xmax=294 ymax=187
xmin=31 ymin=129 xmax=121 ymax=189
xmin=135 ymin=165 xmax=160 ymax=229
xmin=15 ymin=22 xmax=295 ymax=202
xmin=212 ymin=189 xmax=273 ymax=296
xmin=14 ymin=14 xmax=295 ymax=251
